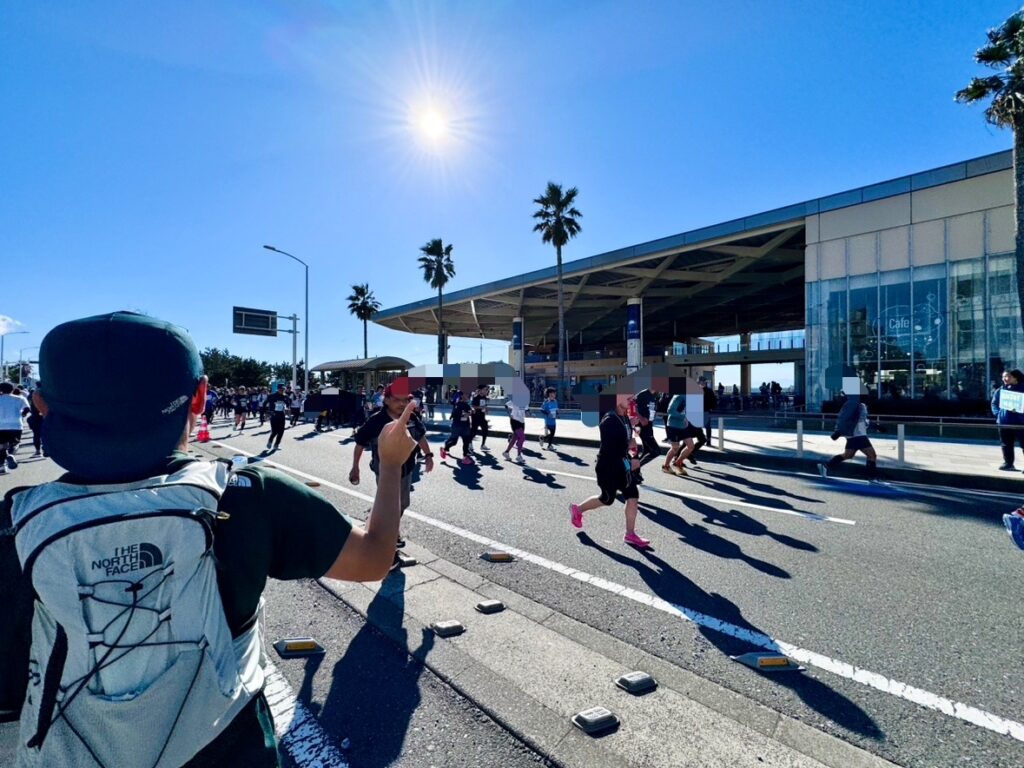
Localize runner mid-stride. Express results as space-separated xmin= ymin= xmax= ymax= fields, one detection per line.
xmin=570 ymin=393 xmax=651 ymax=549
xmin=818 ymin=386 xmax=878 ymax=479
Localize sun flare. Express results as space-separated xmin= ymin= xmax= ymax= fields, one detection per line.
xmin=416 ymin=107 xmax=448 ymax=141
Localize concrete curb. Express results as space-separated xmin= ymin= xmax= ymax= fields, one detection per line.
xmin=422 ymin=422 xmax=1021 ymax=494
xmin=318 ymin=542 xmax=899 ymax=768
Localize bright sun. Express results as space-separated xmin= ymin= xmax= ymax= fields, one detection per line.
xmin=416 ymin=107 xmax=448 ymax=141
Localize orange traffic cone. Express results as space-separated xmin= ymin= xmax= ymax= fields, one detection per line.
xmin=197 ymin=415 xmax=210 ymax=443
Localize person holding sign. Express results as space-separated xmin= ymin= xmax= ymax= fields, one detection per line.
xmin=991 ymin=369 xmax=1024 ymax=471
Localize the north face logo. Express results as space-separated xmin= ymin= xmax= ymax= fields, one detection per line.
xmin=91 ymin=543 xmax=164 ymax=576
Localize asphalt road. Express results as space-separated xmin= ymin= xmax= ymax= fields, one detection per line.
xmin=3 ymin=415 xmax=1023 ymax=767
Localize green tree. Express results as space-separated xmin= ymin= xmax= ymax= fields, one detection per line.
xmin=532 ymin=182 xmax=582 ymax=393
xmin=957 ymin=8 xmax=1024 ymax=329
xmin=347 ymin=283 xmax=382 ymax=359
xmin=418 ymin=238 xmax=456 ymax=364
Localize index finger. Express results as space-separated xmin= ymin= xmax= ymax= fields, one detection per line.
xmin=394 ymin=399 xmax=416 ymax=427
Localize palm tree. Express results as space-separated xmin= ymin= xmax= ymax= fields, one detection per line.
xmin=957 ymin=8 xmax=1024 ymax=329
xmin=418 ymin=239 xmax=456 ymax=364
xmin=533 ymin=182 xmax=582 ymax=394
xmin=346 ymin=283 xmax=381 ymax=359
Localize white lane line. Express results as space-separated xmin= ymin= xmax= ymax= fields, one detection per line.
xmin=540 ymin=467 xmax=856 ymax=525
xmin=211 ymin=441 xmax=1024 ymax=744
xmin=264 ymin=661 xmax=349 ymax=767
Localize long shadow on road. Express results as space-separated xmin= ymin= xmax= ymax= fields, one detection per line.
xmin=695 ymin=467 xmax=824 ymax=505
xmin=576 ymin=532 xmax=884 ymax=741
xmin=302 ymin=572 xmax=435 ymax=768
xmin=638 ymin=501 xmax=793 ymax=578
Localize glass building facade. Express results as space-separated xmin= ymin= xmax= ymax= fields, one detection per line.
xmin=806 ymin=254 xmax=1024 ymax=409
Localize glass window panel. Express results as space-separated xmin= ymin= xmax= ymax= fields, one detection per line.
xmin=988 ymin=253 xmax=1024 ymax=386
xmin=849 ymin=274 xmax=878 ymax=398
xmin=878 ymin=270 xmax=911 ymax=401
xmin=950 ymin=259 xmax=986 ymax=402
xmin=912 ymin=264 xmax=947 ymax=400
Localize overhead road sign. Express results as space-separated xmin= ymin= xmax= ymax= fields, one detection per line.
xmin=233 ymin=306 xmax=278 ymax=337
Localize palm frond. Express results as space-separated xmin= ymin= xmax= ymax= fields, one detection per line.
xmin=977 ymin=41 xmax=1013 ymax=66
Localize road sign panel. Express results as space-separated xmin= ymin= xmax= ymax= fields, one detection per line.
xmin=233 ymin=306 xmax=278 ymax=337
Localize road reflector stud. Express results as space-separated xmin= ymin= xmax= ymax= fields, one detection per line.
xmin=481 ymin=550 xmax=514 ymax=562
xmin=615 ymin=671 xmax=657 ymax=694
xmin=475 ymin=599 xmax=505 ymax=614
xmin=305 ymin=481 xmax=321 ymax=488
xmin=572 ymin=706 xmax=619 ymax=735
xmin=431 ymin=620 xmax=465 ymax=638
xmin=732 ymin=652 xmax=803 ymax=673
xmin=397 ymin=552 xmax=418 ymax=568
xmin=273 ymin=637 xmax=326 ymax=659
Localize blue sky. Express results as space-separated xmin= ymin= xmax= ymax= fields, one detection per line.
xmin=1 ymin=0 xmax=1017 ymax=386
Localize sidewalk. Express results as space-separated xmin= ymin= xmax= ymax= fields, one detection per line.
xmin=423 ymin=412 xmax=1023 ymax=493
xmin=320 ymin=539 xmax=897 ymax=768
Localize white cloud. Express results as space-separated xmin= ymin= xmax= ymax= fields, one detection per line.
xmin=0 ymin=315 xmax=25 ymax=335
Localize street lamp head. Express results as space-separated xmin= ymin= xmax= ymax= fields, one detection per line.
xmin=263 ymin=245 xmax=277 ymax=252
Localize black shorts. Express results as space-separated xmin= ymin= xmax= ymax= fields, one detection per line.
xmin=682 ymin=424 xmax=703 ymax=440
xmin=234 ymin=408 xmax=246 ymax=416
xmin=0 ymin=429 xmax=21 ymax=447
xmin=845 ymin=435 xmax=872 ymax=452
xmin=596 ymin=462 xmax=639 ymax=505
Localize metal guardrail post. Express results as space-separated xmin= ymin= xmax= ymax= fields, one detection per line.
xmin=796 ymin=420 xmax=803 ymax=458
xmin=717 ymin=417 xmax=724 ymax=451
xmin=897 ymin=424 xmax=905 ymax=466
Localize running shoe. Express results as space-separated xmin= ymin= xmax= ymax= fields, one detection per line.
xmin=461 ymin=456 xmax=474 ymax=466
xmin=687 ymin=456 xmax=698 ymax=465
xmin=623 ymin=532 xmax=651 ymax=549
xmin=31 ymin=451 xmax=41 ymax=458
xmin=502 ymin=451 xmax=511 ymax=461
xmin=516 ymin=453 xmax=525 ymax=463
xmin=1004 ymin=509 xmax=1024 ymax=550
xmin=661 ymin=465 xmax=674 ymax=475
xmin=396 ymin=536 xmax=406 ymax=549
xmin=999 ymin=463 xmax=1016 ymax=471
xmin=6 ymin=455 xmax=17 ymax=470
xmin=817 ymin=463 xmax=828 ymax=478
xmin=440 ymin=447 xmax=448 ymax=460
xmin=671 ymin=463 xmax=688 ymax=477
xmin=570 ymin=503 xmax=583 ymax=529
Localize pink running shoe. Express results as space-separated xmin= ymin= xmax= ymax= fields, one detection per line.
xmin=440 ymin=447 xmax=448 ymax=460
xmin=461 ymin=456 xmax=474 ymax=466
xmin=624 ymin=532 xmax=651 ymax=549
xmin=570 ymin=503 xmax=583 ymax=529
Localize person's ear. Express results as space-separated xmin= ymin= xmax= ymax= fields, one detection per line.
xmin=191 ymin=376 xmax=209 ymax=416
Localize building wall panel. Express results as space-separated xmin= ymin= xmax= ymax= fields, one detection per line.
xmin=912 ymin=220 xmax=945 ymax=265
xmin=911 ymin=169 xmax=1011 ymax=222
xmin=879 ymin=226 xmax=910 ymax=271
xmin=819 ymin=239 xmax=846 ymax=279
xmin=847 ymin=233 xmax=878 ymax=276
xmin=947 ymin=212 xmax=985 ymax=262
xmin=818 ymin=194 xmax=911 ymax=241
xmin=987 ymin=205 xmax=1014 ymax=254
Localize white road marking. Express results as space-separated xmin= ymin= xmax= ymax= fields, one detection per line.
xmin=264 ymin=661 xmax=348 ymax=767
xmin=541 ymin=467 xmax=856 ymax=525
xmin=210 ymin=440 xmax=1024 ymax=744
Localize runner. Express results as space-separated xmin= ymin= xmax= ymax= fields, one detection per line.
xmin=818 ymin=389 xmax=878 ymax=479
xmin=440 ymin=391 xmax=474 ymax=465
xmin=569 ymin=393 xmax=650 ymax=549
xmin=633 ymin=385 xmax=662 ymax=469
xmin=470 ymin=384 xmax=491 ymax=451
xmin=289 ymin=389 xmax=304 ymax=427
xmin=232 ymin=386 xmax=249 ymax=431
xmin=265 ymin=386 xmax=290 ymax=452
xmin=502 ymin=397 xmax=527 ymax=462
xmin=350 ymin=384 xmax=434 ymax=567
xmin=425 ymin=385 xmax=436 ymax=420
xmin=0 ymin=382 xmax=30 ymax=474
xmin=662 ymin=391 xmax=691 ymax=477
xmin=541 ymin=387 xmax=558 ymax=450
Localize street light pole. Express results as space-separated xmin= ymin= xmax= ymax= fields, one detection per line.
xmin=0 ymin=330 xmax=29 ymax=382
xmin=263 ymin=245 xmax=309 ymax=392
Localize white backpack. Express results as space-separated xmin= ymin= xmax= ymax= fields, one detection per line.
xmin=10 ymin=460 xmax=264 ymax=768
